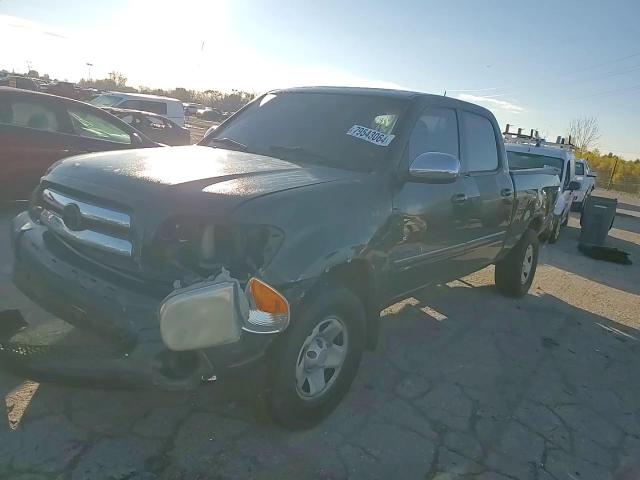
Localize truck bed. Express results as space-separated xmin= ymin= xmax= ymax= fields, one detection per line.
xmin=504 ymin=167 xmax=561 ymax=250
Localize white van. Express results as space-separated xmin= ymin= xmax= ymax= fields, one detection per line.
xmin=91 ymin=92 xmax=185 ymax=126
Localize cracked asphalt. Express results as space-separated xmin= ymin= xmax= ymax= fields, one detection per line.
xmin=1 ymin=197 xmax=639 ymax=480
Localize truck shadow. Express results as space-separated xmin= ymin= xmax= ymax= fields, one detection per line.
xmin=540 ymin=222 xmax=639 ymax=296
xmin=2 ymin=279 xmax=639 ymax=477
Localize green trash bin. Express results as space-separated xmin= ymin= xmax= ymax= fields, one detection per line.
xmin=579 ymin=196 xmax=617 ymax=246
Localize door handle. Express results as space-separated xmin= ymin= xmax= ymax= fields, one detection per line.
xmin=451 ymin=193 xmax=468 ymax=204
xmin=500 ymin=188 xmax=513 ymax=197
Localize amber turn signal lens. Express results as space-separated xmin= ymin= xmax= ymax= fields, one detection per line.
xmin=247 ymin=278 xmax=288 ymax=315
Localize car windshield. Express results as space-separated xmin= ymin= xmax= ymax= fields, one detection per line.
xmin=575 ymin=162 xmax=585 ymax=175
xmin=507 ymin=151 xmax=565 ymax=179
xmin=90 ymin=94 xmax=123 ymax=108
xmin=204 ymin=92 xmax=408 ymax=172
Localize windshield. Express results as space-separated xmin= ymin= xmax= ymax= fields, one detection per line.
xmin=575 ymin=162 xmax=585 ymax=175
xmin=507 ymin=151 xmax=565 ymax=179
xmin=90 ymin=94 xmax=123 ymax=108
xmin=204 ymin=92 xmax=408 ymax=171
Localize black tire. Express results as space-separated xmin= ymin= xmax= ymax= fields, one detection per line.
xmin=548 ymin=216 xmax=561 ymax=244
xmin=495 ymin=229 xmax=539 ymax=298
xmin=267 ymin=285 xmax=365 ymax=429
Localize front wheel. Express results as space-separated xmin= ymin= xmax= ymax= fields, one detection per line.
xmin=495 ymin=229 xmax=539 ymax=298
xmin=267 ymin=285 xmax=365 ymax=429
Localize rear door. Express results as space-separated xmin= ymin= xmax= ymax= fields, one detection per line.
xmin=457 ymin=109 xmax=513 ymax=270
xmin=0 ymin=93 xmax=71 ymax=201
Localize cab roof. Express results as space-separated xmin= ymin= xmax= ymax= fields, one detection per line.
xmin=269 ymin=86 xmax=495 ymax=116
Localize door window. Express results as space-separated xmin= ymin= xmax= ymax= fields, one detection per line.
xmin=119 ymin=99 xmax=167 ymax=115
xmin=67 ymin=107 xmax=132 ymax=144
xmin=0 ymin=98 xmax=60 ymax=132
xmin=143 ymin=114 xmax=166 ymax=130
xmin=461 ymin=111 xmax=499 ymax=172
xmin=408 ymin=107 xmax=459 ymax=160
xmin=118 ymin=114 xmax=135 ymax=125
xmin=142 ymin=101 xmax=167 ymax=115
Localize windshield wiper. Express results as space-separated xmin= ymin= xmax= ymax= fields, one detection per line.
xmin=208 ymin=137 xmax=248 ymax=151
xmin=268 ymin=145 xmax=327 ymax=162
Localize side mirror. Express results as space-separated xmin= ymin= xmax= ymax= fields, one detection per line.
xmin=408 ymin=152 xmax=460 ymax=183
xmin=567 ymin=180 xmax=581 ymax=191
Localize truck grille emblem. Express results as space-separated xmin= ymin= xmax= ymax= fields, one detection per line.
xmin=62 ymin=203 xmax=83 ymax=231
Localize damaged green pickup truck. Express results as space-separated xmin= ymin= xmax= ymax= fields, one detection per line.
xmin=5 ymin=87 xmax=560 ymax=428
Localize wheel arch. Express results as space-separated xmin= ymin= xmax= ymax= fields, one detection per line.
xmin=302 ymin=258 xmax=380 ymax=351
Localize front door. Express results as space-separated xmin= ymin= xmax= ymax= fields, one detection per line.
xmin=389 ymin=105 xmax=475 ymax=297
xmin=456 ymin=110 xmax=513 ymax=271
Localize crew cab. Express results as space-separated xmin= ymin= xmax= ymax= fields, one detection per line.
xmin=505 ymin=137 xmax=581 ymax=243
xmin=5 ymin=87 xmax=560 ymax=428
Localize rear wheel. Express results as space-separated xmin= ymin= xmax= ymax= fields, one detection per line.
xmin=495 ymin=229 xmax=539 ymax=298
xmin=267 ymin=285 xmax=365 ymax=429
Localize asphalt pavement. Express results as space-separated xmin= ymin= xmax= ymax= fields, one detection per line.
xmin=0 ymin=195 xmax=639 ymax=479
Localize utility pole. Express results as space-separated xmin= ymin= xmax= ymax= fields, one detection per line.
xmin=606 ymin=156 xmax=620 ymax=190
xmin=86 ymin=62 xmax=93 ymax=81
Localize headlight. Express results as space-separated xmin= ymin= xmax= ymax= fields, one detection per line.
xmin=159 ymin=274 xmax=289 ymax=351
xmin=243 ymin=277 xmax=290 ymax=334
xmin=150 ymin=217 xmax=284 ymax=278
xmin=159 ymin=277 xmax=247 ymax=351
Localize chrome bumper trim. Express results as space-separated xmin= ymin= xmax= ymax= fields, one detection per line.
xmin=40 ymin=209 xmax=133 ymax=257
xmin=42 ymin=188 xmax=131 ymax=230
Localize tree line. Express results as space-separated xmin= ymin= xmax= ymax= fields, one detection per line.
xmin=579 ymin=149 xmax=640 ymax=194
xmin=78 ymin=71 xmax=256 ymax=113
xmin=565 ymin=115 xmax=639 ymax=194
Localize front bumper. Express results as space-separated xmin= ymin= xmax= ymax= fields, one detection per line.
xmin=3 ymin=212 xmax=273 ymax=389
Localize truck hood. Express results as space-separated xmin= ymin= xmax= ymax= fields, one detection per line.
xmin=44 ymin=146 xmax=355 ymax=216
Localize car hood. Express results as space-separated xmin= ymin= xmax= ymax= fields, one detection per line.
xmin=43 ymin=146 xmax=358 ymax=218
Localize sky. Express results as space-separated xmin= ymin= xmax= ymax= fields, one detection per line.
xmin=1 ymin=0 xmax=639 ymax=159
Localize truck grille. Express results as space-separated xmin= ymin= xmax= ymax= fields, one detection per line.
xmin=40 ymin=188 xmax=133 ymax=257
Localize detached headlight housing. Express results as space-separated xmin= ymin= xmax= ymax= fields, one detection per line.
xmin=159 ymin=273 xmax=290 ymax=351
xmin=243 ymin=278 xmax=290 ymax=334
xmin=159 ymin=280 xmax=246 ymax=351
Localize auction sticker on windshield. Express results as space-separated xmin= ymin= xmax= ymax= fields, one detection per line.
xmin=347 ymin=125 xmax=395 ymax=146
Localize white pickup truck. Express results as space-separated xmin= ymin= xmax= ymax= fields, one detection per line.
xmin=571 ymin=159 xmax=597 ymax=211
xmin=505 ymin=137 xmax=581 ymax=243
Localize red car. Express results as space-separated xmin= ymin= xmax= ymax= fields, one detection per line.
xmin=0 ymin=87 xmax=158 ymax=205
